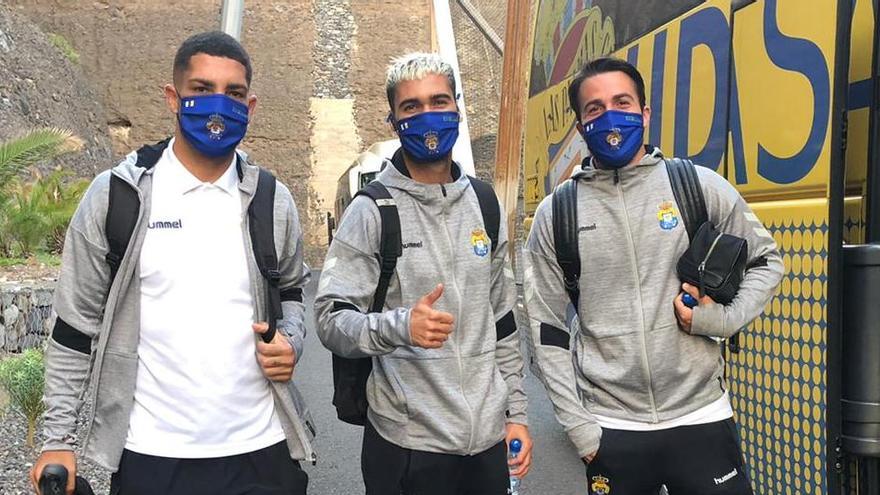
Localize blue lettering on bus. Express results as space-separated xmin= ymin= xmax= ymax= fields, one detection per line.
xmin=674 ymin=6 xmax=730 ymax=172
xmin=757 ymin=0 xmax=829 ymax=184
xmin=650 ymin=30 xmax=668 ymax=147
xmin=728 ymin=57 xmax=749 ymax=184
xmin=627 ymin=45 xmax=639 ymax=66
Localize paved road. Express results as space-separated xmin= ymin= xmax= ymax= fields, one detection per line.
xmin=296 ymin=272 xmax=586 ymax=494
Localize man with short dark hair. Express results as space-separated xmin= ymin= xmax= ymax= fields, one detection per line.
xmin=31 ymin=31 xmax=313 ymax=495
xmin=524 ymin=57 xmax=783 ymax=494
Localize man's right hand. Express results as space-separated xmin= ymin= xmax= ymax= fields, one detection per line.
xmin=30 ymin=450 xmax=76 ymax=495
xmin=409 ymin=284 xmax=455 ymax=349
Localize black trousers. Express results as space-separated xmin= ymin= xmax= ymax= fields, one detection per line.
xmin=109 ymin=441 xmax=308 ymax=495
xmin=361 ymin=420 xmax=509 ymax=495
xmin=586 ymin=419 xmax=754 ymax=495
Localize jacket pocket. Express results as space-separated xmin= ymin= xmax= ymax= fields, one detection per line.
xmin=91 ymin=350 xmax=138 ymax=454
xmin=367 ymin=358 xmax=409 ymax=424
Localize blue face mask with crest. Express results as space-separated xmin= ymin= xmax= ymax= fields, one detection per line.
xmin=394 ymin=111 xmax=460 ymax=163
xmin=178 ymin=94 xmax=249 ymax=157
xmin=580 ymin=110 xmax=645 ymax=169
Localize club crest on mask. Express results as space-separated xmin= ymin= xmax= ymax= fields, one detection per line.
xmin=206 ymin=114 xmax=227 ymax=140
xmin=606 ymin=129 xmax=622 ymax=149
xmin=424 ymin=131 xmax=440 ymax=152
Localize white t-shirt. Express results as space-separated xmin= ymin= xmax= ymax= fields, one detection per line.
xmin=125 ymin=141 xmax=285 ymax=458
xmin=594 ymin=393 xmax=733 ymax=431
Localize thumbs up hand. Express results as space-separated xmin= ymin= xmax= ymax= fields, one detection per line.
xmin=409 ymin=284 xmax=455 ymax=349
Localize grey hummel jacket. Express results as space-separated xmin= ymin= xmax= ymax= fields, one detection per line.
xmin=316 ymin=151 xmax=527 ymax=456
xmin=41 ymin=140 xmax=315 ymax=470
xmin=523 ymin=147 xmax=783 ymax=458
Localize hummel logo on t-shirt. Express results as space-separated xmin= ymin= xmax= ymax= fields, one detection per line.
xmin=148 ymin=219 xmax=183 ymax=229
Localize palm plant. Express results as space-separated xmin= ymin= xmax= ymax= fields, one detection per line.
xmin=0 ymin=129 xmax=84 ymax=257
xmin=0 ymin=128 xmax=82 ymax=191
xmin=0 ymin=349 xmax=46 ymax=447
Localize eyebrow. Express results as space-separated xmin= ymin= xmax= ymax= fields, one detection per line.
xmin=188 ymin=78 xmax=248 ymax=92
xmin=189 ymin=78 xmax=215 ymax=88
xmin=582 ymin=93 xmax=634 ymax=112
xmin=397 ymin=93 xmax=453 ymax=110
xmin=582 ymin=98 xmax=603 ymax=112
xmin=397 ymin=98 xmax=420 ymax=110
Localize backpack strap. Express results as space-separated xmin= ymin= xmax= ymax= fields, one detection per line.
xmin=105 ymin=174 xmax=140 ymax=285
xmin=104 ymin=138 xmax=171 ymax=285
xmin=467 ymin=176 xmax=501 ymax=254
xmin=355 ymin=182 xmax=402 ymax=312
xmin=664 ymin=158 xmax=743 ymax=353
xmin=248 ymin=167 xmax=281 ymax=343
xmin=552 ymin=178 xmax=580 ymax=310
xmin=665 ymin=158 xmax=708 ymax=241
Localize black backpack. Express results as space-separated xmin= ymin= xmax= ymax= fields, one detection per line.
xmin=105 ymin=139 xmax=289 ymax=343
xmin=331 ymin=176 xmax=501 ymax=426
xmin=551 ymin=158 xmax=741 ymax=353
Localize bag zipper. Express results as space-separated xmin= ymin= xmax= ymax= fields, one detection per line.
xmin=697 ymin=232 xmax=724 ymax=297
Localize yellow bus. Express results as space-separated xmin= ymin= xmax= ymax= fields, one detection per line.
xmin=523 ymin=1 xmax=877 ymax=493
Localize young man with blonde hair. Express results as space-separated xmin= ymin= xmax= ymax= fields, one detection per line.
xmin=316 ymin=52 xmax=530 ymax=494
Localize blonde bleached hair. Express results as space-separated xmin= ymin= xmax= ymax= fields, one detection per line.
xmin=385 ymin=52 xmax=457 ymax=111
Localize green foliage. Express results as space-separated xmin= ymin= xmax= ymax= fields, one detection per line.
xmin=48 ymin=33 xmax=79 ymax=64
xmin=0 ymin=349 xmax=46 ymax=447
xmin=0 ymin=170 xmax=89 ymax=257
xmin=0 ymin=129 xmax=86 ymax=258
xmin=35 ymin=252 xmax=62 ymax=267
xmin=0 ymin=128 xmax=81 ymax=192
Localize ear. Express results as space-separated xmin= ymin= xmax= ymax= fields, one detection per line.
xmin=387 ymin=112 xmax=399 ymax=135
xmin=575 ymin=121 xmax=584 ymax=135
xmin=641 ymin=105 xmax=652 ymax=129
xmin=247 ymin=94 xmax=258 ymax=123
xmin=164 ymin=84 xmax=179 ymax=114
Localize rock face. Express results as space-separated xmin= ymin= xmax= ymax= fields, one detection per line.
xmin=0 ymin=4 xmax=113 ymax=177
xmin=3 ymin=0 xmax=322 ymax=261
xmin=1 ymin=0 xmax=435 ymax=267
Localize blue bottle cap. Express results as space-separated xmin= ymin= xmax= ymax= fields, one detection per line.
xmin=509 ymin=439 xmax=522 ymax=454
xmin=682 ymin=292 xmax=698 ymax=308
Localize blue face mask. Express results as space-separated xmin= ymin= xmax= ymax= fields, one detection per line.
xmin=394 ymin=111 xmax=460 ymax=163
xmin=178 ymin=94 xmax=249 ymax=158
xmin=581 ymin=110 xmax=645 ymax=169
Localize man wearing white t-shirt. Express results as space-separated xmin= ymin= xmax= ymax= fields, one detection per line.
xmin=32 ymin=32 xmax=313 ymax=495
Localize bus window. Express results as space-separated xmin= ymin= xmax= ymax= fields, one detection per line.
xmin=359 ymin=171 xmax=378 ymax=189
xmin=594 ymin=0 xmax=704 ymax=48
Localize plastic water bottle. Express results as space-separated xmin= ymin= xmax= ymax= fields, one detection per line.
xmin=508 ymin=438 xmax=522 ymax=495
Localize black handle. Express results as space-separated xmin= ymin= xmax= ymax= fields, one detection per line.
xmin=261 ymin=323 xmax=276 ymax=343
xmin=38 ymin=464 xmax=68 ymax=495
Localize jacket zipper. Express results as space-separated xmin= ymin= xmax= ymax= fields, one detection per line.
xmin=439 ymin=183 xmax=475 ymax=452
xmin=697 ymin=233 xmax=724 ymax=297
xmin=242 ymin=209 xmax=317 ymax=465
xmin=616 ymin=176 xmax=659 ymax=422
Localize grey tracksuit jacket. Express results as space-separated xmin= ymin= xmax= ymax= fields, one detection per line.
xmin=315 ymin=152 xmax=528 ymax=456
xmin=523 ymin=147 xmax=784 ymax=458
xmin=41 ymin=140 xmax=316 ymax=470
